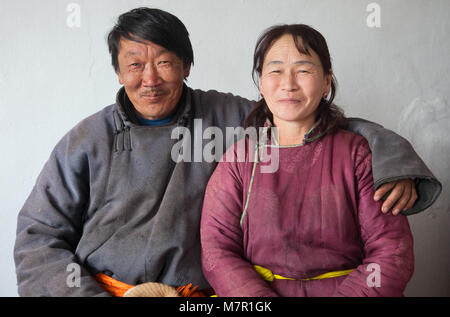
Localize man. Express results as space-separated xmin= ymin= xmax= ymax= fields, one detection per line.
xmin=14 ymin=7 xmax=441 ymax=296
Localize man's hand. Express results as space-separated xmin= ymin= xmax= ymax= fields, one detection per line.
xmin=123 ymin=282 xmax=180 ymax=297
xmin=374 ymin=179 xmax=417 ymax=215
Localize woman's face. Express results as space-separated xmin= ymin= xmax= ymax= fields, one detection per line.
xmin=259 ymin=34 xmax=332 ymax=127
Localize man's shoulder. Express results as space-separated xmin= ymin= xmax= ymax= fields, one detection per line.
xmin=187 ymin=87 xmax=255 ymax=127
xmin=55 ymin=104 xmax=116 ymax=151
xmin=190 ymin=87 xmax=247 ymax=100
xmin=188 ymin=87 xmax=254 ymax=110
xmin=70 ymin=104 xmax=115 ymax=133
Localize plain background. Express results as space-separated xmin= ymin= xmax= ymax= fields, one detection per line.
xmin=0 ymin=0 xmax=449 ymax=297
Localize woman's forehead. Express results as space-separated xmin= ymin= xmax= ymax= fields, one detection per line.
xmin=264 ymin=35 xmax=316 ymax=64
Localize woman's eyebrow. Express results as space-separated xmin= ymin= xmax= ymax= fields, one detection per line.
xmin=266 ymin=60 xmax=314 ymax=66
xmin=293 ymin=60 xmax=314 ymax=65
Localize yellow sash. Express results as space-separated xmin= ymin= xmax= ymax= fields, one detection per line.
xmin=254 ymin=265 xmax=355 ymax=282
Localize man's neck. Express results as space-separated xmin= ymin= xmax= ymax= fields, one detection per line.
xmin=137 ymin=114 xmax=176 ymax=126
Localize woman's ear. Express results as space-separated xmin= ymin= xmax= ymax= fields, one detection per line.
xmin=259 ymin=77 xmax=264 ymax=98
xmin=324 ymin=69 xmax=333 ymax=97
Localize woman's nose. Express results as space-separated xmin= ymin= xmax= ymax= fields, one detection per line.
xmin=281 ymin=72 xmax=299 ymax=91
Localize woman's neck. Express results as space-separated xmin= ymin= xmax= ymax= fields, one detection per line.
xmin=273 ymin=117 xmax=316 ymax=146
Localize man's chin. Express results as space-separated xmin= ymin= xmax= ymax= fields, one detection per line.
xmin=136 ymin=105 xmax=177 ymax=120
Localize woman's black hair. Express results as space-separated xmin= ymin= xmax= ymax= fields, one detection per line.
xmin=107 ymin=7 xmax=194 ymax=73
xmin=245 ymin=24 xmax=347 ymax=135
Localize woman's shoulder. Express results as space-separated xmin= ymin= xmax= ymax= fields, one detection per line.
xmin=330 ymin=129 xmax=370 ymax=149
xmin=327 ymin=129 xmax=372 ymax=165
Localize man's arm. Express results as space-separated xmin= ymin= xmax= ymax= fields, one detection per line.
xmin=346 ymin=117 xmax=442 ymax=215
xmin=375 ymin=179 xmax=416 ymax=215
xmin=14 ymin=131 xmax=110 ymax=297
xmin=216 ymin=92 xmax=441 ymax=215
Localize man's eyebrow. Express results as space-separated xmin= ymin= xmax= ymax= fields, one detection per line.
xmin=123 ymin=48 xmax=170 ymax=58
xmin=155 ymin=48 xmax=170 ymax=57
xmin=124 ymin=51 xmax=141 ymax=58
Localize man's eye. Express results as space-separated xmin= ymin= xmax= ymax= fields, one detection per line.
xmin=270 ymin=70 xmax=281 ymax=74
xmin=129 ymin=63 xmax=140 ymax=68
xmin=158 ymin=61 xmax=170 ymax=65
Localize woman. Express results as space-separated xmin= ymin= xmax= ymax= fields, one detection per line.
xmin=200 ymin=24 xmax=414 ymax=297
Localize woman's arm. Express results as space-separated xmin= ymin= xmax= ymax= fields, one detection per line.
xmin=200 ymin=145 xmax=279 ymax=297
xmin=333 ymin=139 xmax=414 ymax=297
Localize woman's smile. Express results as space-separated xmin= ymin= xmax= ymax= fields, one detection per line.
xmin=277 ymin=98 xmax=302 ymax=104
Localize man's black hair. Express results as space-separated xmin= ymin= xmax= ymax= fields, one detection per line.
xmin=107 ymin=7 xmax=194 ymax=72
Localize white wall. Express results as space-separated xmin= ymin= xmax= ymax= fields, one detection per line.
xmin=0 ymin=0 xmax=449 ymax=296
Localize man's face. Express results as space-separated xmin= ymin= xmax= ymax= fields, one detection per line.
xmin=117 ymin=37 xmax=190 ymax=120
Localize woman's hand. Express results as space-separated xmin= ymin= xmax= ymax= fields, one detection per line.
xmin=374 ymin=179 xmax=417 ymax=215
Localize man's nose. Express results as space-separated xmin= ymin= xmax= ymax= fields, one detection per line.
xmin=142 ymin=64 xmax=161 ymax=86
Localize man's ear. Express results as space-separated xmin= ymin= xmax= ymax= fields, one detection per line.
xmin=184 ymin=64 xmax=191 ymax=79
xmin=117 ymin=68 xmax=124 ymax=85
